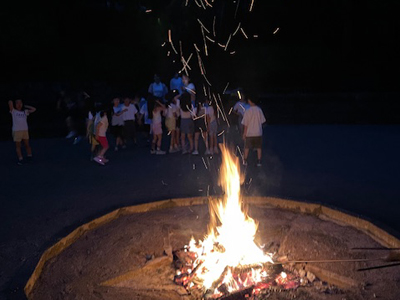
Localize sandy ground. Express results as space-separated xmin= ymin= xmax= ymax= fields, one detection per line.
xmin=0 ymin=125 xmax=400 ymax=300
xmin=29 ymin=205 xmax=400 ymax=300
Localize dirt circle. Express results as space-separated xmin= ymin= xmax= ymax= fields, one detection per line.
xmin=29 ymin=204 xmax=400 ymax=300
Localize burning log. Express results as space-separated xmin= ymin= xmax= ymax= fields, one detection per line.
xmin=204 ymin=266 xmax=231 ymax=299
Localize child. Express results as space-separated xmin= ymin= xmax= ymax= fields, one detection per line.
xmin=8 ymin=99 xmax=36 ymax=165
xmin=165 ymin=91 xmax=180 ymax=153
xmin=233 ymin=91 xmax=250 ymax=136
xmin=193 ymin=100 xmax=209 ymax=155
xmin=151 ymin=100 xmax=166 ymax=155
xmin=111 ymin=98 xmax=126 ymax=151
xmin=241 ymin=95 xmax=266 ymax=167
xmin=179 ymin=92 xmax=194 ymax=154
xmin=94 ymin=110 xmax=109 ymax=165
xmin=206 ymin=99 xmax=218 ymax=155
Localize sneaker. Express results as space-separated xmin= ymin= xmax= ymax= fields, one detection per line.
xmin=156 ymin=150 xmax=166 ymax=155
xmin=17 ymin=159 xmax=23 ymax=166
xmin=65 ymin=131 xmax=76 ymax=139
xmin=204 ymin=149 xmax=211 ymax=155
xmin=257 ymin=160 xmax=262 ymax=167
xmin=114 ymin=146 xmax=119 ymax=151
xmin=192 ymin=150 xmax=199 ymax=155
xmin=93 ymin=156 xmax=105 ymax=165
xmin=150 ymin=149 xmax=156 ymax=154
xmin=243 ymin=159 xmax=248 ymax=166
xmin=73 ymin=136 xmax=82 ymax=145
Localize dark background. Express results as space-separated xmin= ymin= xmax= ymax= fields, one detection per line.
xmin=1 ymin=0 xmax=400 ymax=138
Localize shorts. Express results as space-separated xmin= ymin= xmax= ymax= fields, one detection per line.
xmin=165 ymin=117 xmax=176 ymax=131
xmin=245 ymin=136 xmax=262 ymax=149
xmin=194 ymin=118 xmax=207 ymax=133
xmin=97 ymin=136 xmax=109 ymax=148
xmin=111 ymin=125 xmax=123 ymax=138
xmin=13 ymin=130 xmax=29 ymax=142
xmin=180 ymin=118 xmax=194 ymax=134
xmin=152 ymin=122 xmax=163 ymax=135
xmin=208 ymin=120 xmax=217 ymax=134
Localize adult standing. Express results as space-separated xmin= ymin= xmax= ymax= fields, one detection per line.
xmin=181 ymin=74 xmax=196 ymax=104
xmin=170 ymin=72 xmax=183 ymax=94
xmin=122 ymin=97 xmax=138 ymax=145
xmin=111 ymin=98 xmax=126 ymax=151
xmin=148 ymin=74 xmax=168 ymax=102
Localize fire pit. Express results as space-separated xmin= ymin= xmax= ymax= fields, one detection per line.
xmin=26 ymin=148 xmax=400 ymax=300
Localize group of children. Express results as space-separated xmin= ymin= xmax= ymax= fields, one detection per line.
xmin=8 ymin=75 xmax=266 ymax=167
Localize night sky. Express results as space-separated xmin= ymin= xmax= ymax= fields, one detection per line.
xmin=2 ymin=0 xmax=400 ymax=91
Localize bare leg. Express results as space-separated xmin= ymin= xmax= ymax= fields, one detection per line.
xmin=23 ymin=139 xmax=32 ymax=156
xmin=202 ymin=132 xmax=209 ymax=150
xmin=15 ymin=142 xmax=23 ymax=160
xmin=175 ymin=129 xmax=180 ymax=147
xmin=156 ymin=134 xmax=162 ymax=149
xmin=256 ymin=148 xmax=262 ymax=160
xmin=98 ymin=145 xmax=109 ymax=158
xmin=188 ymin=134 xmax=194 ymax=152
xmin=213 ymin=135 xmax=219 ymax=153
xmin=170 ymin=130 xmax=175 ymax=150
xmin=244 ymin=148 xmax=250 ymax=161
xmin=152 ymin=134 xmax=157 ymax=151
xmin=194 ymin=132 xmax=200 ymax=151
xmin=181 ymin=133 xmax=186 ymax=151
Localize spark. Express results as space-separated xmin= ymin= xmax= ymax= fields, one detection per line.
xmin=145 ymin=9 xmax=152 ymax=13
xmin=168 ymin=30 xmax=178 ymax=54
xmin=239 ymin=103 xmax=246 ymax=112
xmin=188 ymin=206 xmax=194 ymax=212
xmin=199 ymin=0 xmax=206 ymax=9
xmin=237 ymin=90 xmax=242 ymax=99
xmin=230 ymin=51 xmax=236 ymax=55
xmin=193 ymin=164 xmax=196 ymax=170
xmin=224 ymin=34 xmax=232 ymax=51
xmin=167 ymin=131 xmax=171 ymax=135
xmin=206 ymin=36 xmax=215 ymax=43
xmin=217 ymin=43 xmax=226 ymax=48
xmin=194 ymin=0 xmax=202 ymax=8
xmin=223 ymin=82 xmax=230 ymax=94
xmin=204 ymin=0 xmax=213 ymax=7
xmin=161 ymin=180 xmax=168 ymax=186
xmin=193 ymin=114 xmax=206 ymax=120
xmin=194 ymin=43 xmax=201 ymax=52
xmin=213 ymin=16 xmax=216 ymax=36
xmin=273 ymin=27 xmax=280 ymax=34
xmin=207 ymin=185 xmax=210 ymax=196
xmin=203 ymin=85 xmax=207 ymax=96
xmin=249 ymin=0 xmax=255 ymax=12
xmin=201 ymin=27 xmax=208 ymax=56
xmin=197 ymin=19 xmax=210 ymax=33
xmin=218 ymin=130 xmax=225 ymax=136
xmin=201 ymin=157 xmax=208 ymax=170
xmin=161 ymin=42 xmax=166 ymax=47
xmin=233 ymin=22 xmax=241 ymax=36
xmin=218 ymin=93 xmax=230 ymax=127
xmin=185 ymin=0 xmax=189 ymax=6
xmin=228 ymin=107 xmax=233 ymax=115
xmin=167 ymin=51 xmax=171 ymax=56
xmin=240 ymin=27 xmax=249 ymax=39
xmin=253 ymin=34 xmax=258 ymax=38
xmin=236 ymin=146 xmax=244 ymax=160
xmin=234 ymin=0 xmax=240 ymax=18
xmin=185 ymin=87 xmax=196 ymax=94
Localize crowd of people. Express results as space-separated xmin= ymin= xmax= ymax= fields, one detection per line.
xmin=8 ymin=73 xmax=266 ymax=167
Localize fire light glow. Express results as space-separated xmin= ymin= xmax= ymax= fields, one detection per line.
xmin=187 ymin=145 xmax=273 ymax=294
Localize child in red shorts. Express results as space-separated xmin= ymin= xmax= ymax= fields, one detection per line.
xmin=94 ymin=111 xmax=109 ymax=165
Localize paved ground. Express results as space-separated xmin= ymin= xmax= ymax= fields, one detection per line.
xmin=1 ymin=125 xmax=400 ymax=300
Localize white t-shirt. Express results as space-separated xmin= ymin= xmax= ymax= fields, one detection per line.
xmin=112 ymin=105 xmax=124 ymax=126
xmin=11 ymin=109 xmax=29 ymax=131
xmin=241 ymin=106 xmax=266 ymax=137
xmin=122 ymin=104 xmax=138 ymax=121
xmin=206 ymin=106 xmax=216 ymax=122
xmin=233 ymin=101 xmax=250 ymax=116
xmin=98 ymin=115 xmax=109 ymax=137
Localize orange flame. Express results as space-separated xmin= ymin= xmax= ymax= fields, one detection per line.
xmin=188 ymin=145 xmax=273 ymax=293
